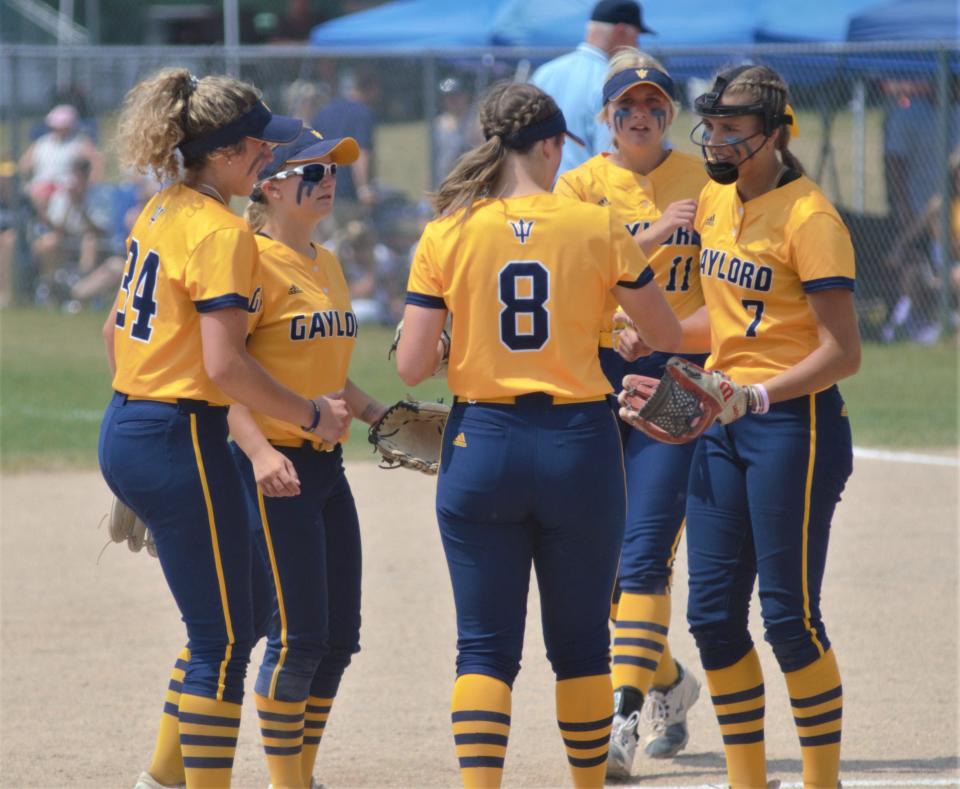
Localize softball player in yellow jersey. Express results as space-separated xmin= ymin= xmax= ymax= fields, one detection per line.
xmin=396 ymin=82 xmax=681 ymax=789
xmin=625 ymin=65 xmax=860 ymax=789
xmin=227 ymin=128 xmax=389 ymax=789
xmin=555 ymin=49 xmax=707 ymax=773
xmin=97 ymin=69 xmax=351 ymax=789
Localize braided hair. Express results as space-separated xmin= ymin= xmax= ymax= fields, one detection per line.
xmin=722 ymin=65 xmax=805 ymax=175
xmin=432 ymin=81 xmax=560 ymax=217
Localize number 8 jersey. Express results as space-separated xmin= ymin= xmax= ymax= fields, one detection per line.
xmin=694 ymin=174 xmax=855 ymax=386
xmin=406 ymin=192 xmax=653 ymax=400
xmin=110 ymin=184 xmax=260 ymax=404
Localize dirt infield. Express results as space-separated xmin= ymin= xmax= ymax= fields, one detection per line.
xmin=1 ymin=455 xmax=958 ymax=789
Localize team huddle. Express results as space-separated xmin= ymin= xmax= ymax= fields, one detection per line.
xmin=99 ymin=38 xmax=860 ymax=789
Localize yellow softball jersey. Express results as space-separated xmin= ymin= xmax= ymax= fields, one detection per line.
xmin=555 ymin=150 xmax=708 ymax=345
xmin=245 ymin=235 xmax=357 ymax=442
xmin=406 ymin=192 xmax=654 ymax=400
xmin=694 ymin=174 xmax=855 ymax=385
xmin=111 ymin=184 xmax=260 ymax=404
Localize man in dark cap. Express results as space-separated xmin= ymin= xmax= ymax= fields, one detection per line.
xmin=531 ymin=0 xmax=654 ymax=175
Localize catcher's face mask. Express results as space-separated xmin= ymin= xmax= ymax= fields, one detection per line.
xmin=690 ymin=67 xmax=794 ymax=185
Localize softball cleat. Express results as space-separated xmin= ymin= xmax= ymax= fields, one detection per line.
xmin=606 ymin=709 xmax=642 ymax=778
xmin=643 ymin=660 xmax=701 ymax=759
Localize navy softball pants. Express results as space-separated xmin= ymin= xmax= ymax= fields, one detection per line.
xmin=99 ymin=393 xmax=255 ymax=703
xmin=436 ymin=394 xmax=625 ymax=686
xmin=232 ymin=443 xmax=362 ymax=702
xmin=685 ymin=385 xmax=853 ymax=673
xmin=600 ymin=348 xmax=708 ymax=594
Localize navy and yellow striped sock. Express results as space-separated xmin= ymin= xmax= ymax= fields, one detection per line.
xmin=784 ymin=649 xmax=842 ymax=789
xmin=177 ymin=694 xmax=241 ymax=788
xmin=255 ymin=694 xmax=306 ymax=789
xmin=147 ymin=647 xmax=189 ymax=787
xmin=301 ymin=695 xmax=334 ymax=787
xmin=556 ymin=674 xmax=613 ymax=788
xmin=450 ymin=673 xmax=512 ymax=788
xmin=705 ymin=648 xmax=767 ymax=789
xmin=612 ymin=592 xmax=671 ymax=696
xmin=651 ymin=639 xmax=680 ymax=688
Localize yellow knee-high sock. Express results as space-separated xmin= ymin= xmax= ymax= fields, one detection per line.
xmin=556 ymin=674 xmax=613 ymax=789
xmin=301 ymin=695 xmax=334 ymax=786
xmin=705 ymin=649 xmax=767 ymax=789
xmin=255 ymin=694 xmax=306 ymax=789
xmin=651 ymin=639 xmax=680 ymax=689
xmin=147 ymin=647 xmax=189 ymax=787
xmin=612 ymin=592 xmax=671 ymax=695
xmin=177 ymin=694 xmax=241 ymax=789
xmin=450 ymin=674 xmax=512 ymax=788
xmin=784 ymin=649 xmax=842 ymax=789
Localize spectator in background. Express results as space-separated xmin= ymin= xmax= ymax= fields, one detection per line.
xmin=335 ymin=219 xmax=407 ymax=324
xmin=883 ymin=78 xmax=960 ymax=228
xmin=284 ymin=78 xmax=330 ymax=124
xmin=0 ymin=162 xmax=20 ymax=307
xmin=531 ymin=0 xmax=653 ymax=176
xmin=30 ymin=156 xmax=111 ymax=306
xmin=19 ymin=104 xmax=102 ymax=214
xmin=881 ymin=148 xmax=960 ymax=343
xmin=432 ymin=76 xmax=481 ymax=186
xmin=312 ymin=70 xmax=379 ymax=212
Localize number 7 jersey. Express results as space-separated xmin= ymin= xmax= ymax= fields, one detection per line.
xmin=110 ymin=184 xmax=260 ymax=404
xmin=694 ymin=175 xmax=855 ymax=385
xmin=406 ymin=192 xmax=653 ymax=400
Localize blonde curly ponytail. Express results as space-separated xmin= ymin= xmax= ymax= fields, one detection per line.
xmin=116 ymin=68 xmax=261 ymax=181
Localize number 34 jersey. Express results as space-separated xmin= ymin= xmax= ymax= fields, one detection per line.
xmin=694 ymin=175 xmax=855 ymax=386
xmin=110 ymin=184 xmax=260 ymax=404
xmin=406 ymin=192 xmax=653 ymax=401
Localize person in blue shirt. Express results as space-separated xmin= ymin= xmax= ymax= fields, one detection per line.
xmin=531 ymin=0 xmax=654 ymax=176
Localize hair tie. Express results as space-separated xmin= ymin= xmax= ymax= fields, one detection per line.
xmin=186 ymin=73 xmax=199 ymax=94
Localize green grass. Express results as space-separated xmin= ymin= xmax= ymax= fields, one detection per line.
xmin=0 ymin=307 xmax=448 ymax=471
xmin=0 ymin=306 xmax=955 ymax=471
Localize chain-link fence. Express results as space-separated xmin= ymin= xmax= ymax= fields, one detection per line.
xmin=1 ymin=42 xmax=957 ymax=340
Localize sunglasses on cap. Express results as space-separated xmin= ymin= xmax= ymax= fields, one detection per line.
xmin=265 ymin=162 xmax=337 ymax=183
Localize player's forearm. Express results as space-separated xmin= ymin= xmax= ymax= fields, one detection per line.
xmin=208 ymin=349 xmax=314 ymax=429
xmin=677 ymin=306 xmax=712 ymax=354
xmin=343 ymin=378 xmax=387 ymax=425
xmin=227 ymin=403 xmax=273 ymax=461
xmin=102 ymin=313 xmax=117 ymax=377
xmin=759 ymin=340 xmax=860 ymax=404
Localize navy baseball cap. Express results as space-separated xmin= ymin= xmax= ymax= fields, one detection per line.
xmin=178 ymin=101 xmax=302 ymax=159
xmin=591 ymin=0 xmax=655 ymax=34
xmin=603 ymin=67 xmax=676 ymax=105
xmin=257 ymin=127 xmax=360 ymax=181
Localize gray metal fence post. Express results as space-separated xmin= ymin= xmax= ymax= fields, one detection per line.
xmin=935 ymin=46 xmax=953 ymax=339
xmin=424 ymin=54 xmax=437 ymax=190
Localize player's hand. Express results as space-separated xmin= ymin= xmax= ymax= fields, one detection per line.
xmin=616 ymin=327 xmax=653 ymax=362
xmin=314 ymin=391 xmax=352 ymax=444
xmin=617 ymin=373 xmax=660 ymax=418
xmin=252 ymin=446 xmax=301 ymax=498
xmin=654 ymin=199 xmax=697 ymax=239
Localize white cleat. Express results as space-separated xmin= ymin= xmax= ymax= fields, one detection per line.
xmin=643 ymin=660 xmax=701 ymax=759
xmin=606 ymin=709 xmax=642 ymax=778
xmin=133 ymin=772 xmax=185 ymax=789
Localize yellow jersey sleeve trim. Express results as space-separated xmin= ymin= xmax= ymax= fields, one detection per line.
xmin=405 ymin=291 xmax=447 ymax=309
xmin=616 ymin=265 xmax=655 ymax=289
xmin=195 ymin=293 xmax=250 ymax=313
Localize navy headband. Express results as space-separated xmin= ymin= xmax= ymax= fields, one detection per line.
xmin=178 ymin=101 xmax=273 ymax=159
xmin=494 ymin=110 xmax=585 ymax=149
xmin=603 ymin=67 xmax=676 ymax=105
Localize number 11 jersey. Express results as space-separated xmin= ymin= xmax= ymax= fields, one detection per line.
xmin=406 ymin=192 xmax=653 ymax=400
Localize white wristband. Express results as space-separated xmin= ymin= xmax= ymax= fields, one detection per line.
xmin=751 ymin=383 xmax=770 ymax=414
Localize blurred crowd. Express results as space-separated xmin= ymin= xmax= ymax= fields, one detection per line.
xmin=3 ymin=72 xmax=958 ymax=342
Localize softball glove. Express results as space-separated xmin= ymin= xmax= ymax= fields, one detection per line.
xmin=618 ymin=357 xmax=760 ymax=444
xmin=109 ymin=495 xmax=157 ymax=557
xmin=368 ymin=399 xmax=451 ymax=474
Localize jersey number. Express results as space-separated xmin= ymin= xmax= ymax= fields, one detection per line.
xmin=742 ymin=299 xmax=764 ymax=337
xmin=665 ymin=255 xmax=693 ymax=292
xmin=499 ymin=261 xmax=550 ymax=351
xmin=115 ymin=238 xmax=160 ymax=342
